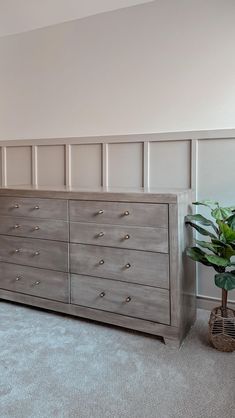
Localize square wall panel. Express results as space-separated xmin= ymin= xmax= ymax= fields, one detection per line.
xmin=198 ymin=138 xmax=235 ymax=203
xmin=7 ymin=146 xmax=31 ymax=186
xmin=108 ymin=143 xmax=143 ymax=188
xmin=71 ymin=144 xmax=102 ymax=188
xmin=149 ymin=141 xmax=191 ymax=188
xmin=37 ymin=145 xmax=65 ymax=186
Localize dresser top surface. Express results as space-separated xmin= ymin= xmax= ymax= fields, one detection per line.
xmin=0 ymin=185 xmax=192 ymax=203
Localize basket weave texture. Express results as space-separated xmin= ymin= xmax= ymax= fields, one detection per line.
xmin=209 ymin=307 xmax=235 ymax=352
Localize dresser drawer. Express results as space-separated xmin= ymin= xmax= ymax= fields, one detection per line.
xmin=0 ymin=216 xmax=68 ymax=242
xmin=70 ymin=244 xmax=169 ymax=288
xmin=0 ymin=262 xmax=69 ymax=302
xmin=69 ymin=201 xmax=168 ymax=228
xmin=71 ymin=274 xmax=170 ymax=325
xmin=0 ymin=236 xmax=68 ymax=272
xmin=70 ymin=222 xmax=168 ymax=253
xmin=0 ymin=197 xmax=67 ymax=220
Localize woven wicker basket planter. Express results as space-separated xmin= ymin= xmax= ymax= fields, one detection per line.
xmin=209 ymin=307 xmax=235 ymax=352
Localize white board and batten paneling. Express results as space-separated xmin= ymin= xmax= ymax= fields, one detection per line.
xmin=71 ymin=144 xmax=102 ymax=188
xmin=0 ymin=129 xmax=235 ymax=306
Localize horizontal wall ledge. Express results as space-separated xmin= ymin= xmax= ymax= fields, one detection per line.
xmin=0 ymin=128 xmax=235 ymax=146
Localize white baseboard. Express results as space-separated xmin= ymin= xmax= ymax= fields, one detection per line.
xmin=197 ymin=295 xmax=235 ymax=311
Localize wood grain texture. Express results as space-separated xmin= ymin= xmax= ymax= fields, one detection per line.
xmin=0 ymin=235 xmax=69 ymax=272
xmin=177 ymin=192 xmax=196 ymax=341
xmin=70 ymin=243 xmax=169 ymax=288
xmin=0 ymin=262 xmax=69 ymax=302
xmin=169 ymin=203 xmax=180 ymax=326
xmin=0 ymin=196 xmax=68 ymax=220
xmin=70 ymin=222 xmax=168 ymax=253
xmin=0 ymin=289 xmax=179 ymax=340
xmin=71 ymin=274 xmax=170 ymax=325
xmin=0 ymin=188 xmax=195 ymax=347
xmin=169 ymin=192 xmax=196 ymax=339
xmin=0 ymin=216 xmax=69 ymax=242
xmin=0 ymin=188 xmax=183 ymax=203
xmin=69 ymin=200 xmax=168 ymax=228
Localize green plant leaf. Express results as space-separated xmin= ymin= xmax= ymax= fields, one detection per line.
xmin=222 ymin=245 xmax=235 ymax=259
xmin=214 ymin=272 xmax=235 ymax=291
xmin=193 ymin=200 xmax=218 ymax=208
xmin=212 ymin=207 xmax=235 ymax=221
xmin=205 ymin=254 xmax=230 ymax=267
xmin=185 ymin=214 xmax=218 ymax=233
xmin=185 ymin=221 xmax=217 ymax=239
xmin=208 ymin=239 xmax=235 ymax=259
xmin=186 ymin=247 xmax=212 ymax=266
xmin=227 ymin=214 xmax=235 ymax=230
xmin=218 ymin=221 xmax=235 ymax=243
xmin=211 ymin=238 xmax=228 ymax=248
xmin=195 ymin=239 xmax=220 ymax=254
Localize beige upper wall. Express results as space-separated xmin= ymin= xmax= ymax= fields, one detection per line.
xmin=0 ymin=0 xmax=153 ymax=37
xmin=0 ymin=0 xmax=235 ymax=140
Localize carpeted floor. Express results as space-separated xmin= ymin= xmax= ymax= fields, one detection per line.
xmin=0 ymin=302 xmax=234 ymax=418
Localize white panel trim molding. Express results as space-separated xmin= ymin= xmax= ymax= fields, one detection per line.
xmin=65 ymin=144 xmax=71 ymax=188
xmin=102 ymin=143 xmax=109 ymax=188
xmin=143 ymin=141 xmax=150 ymax=188
xmin=31 ymin=145 xmax=38 ymax=186
xmin=1 ymin=128 xmax=235 ymax=147
xmin=1 ymin=146 xmax=7 ymax=187
xmin=0 ymin=128 xmax=235 ymax=304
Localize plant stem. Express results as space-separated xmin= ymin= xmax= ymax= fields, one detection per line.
xmin=221 ymin=288 xmax=228 ymax=317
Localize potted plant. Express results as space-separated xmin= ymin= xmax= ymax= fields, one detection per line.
xmin=185 ymin=200 xmax=235 ymax=352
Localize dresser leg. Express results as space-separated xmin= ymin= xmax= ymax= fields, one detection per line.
xmin=164 ymin=338 xmax=181 ymax=349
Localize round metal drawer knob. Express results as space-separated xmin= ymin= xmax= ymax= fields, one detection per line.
xmin=98 ymin=232 xmax=104 ymax=237
xmin=16 ymin=276 xmax=21 ymax=281
xmin=34 ymin=251 xmax=40 ymax=256
xmin=35 ymin=281 xmax=40 ymax=285
xmin=15 ymin=249 xmax=21 ymax=253
xmin=99 ymin=259 xmax=105 ymax=265
xmin=124 ymin=211 xmax=130 ymax=216
xmin=99 ymin=291 xmax=105 ymax=298
xmin=125 ymin=296 xmax=132 ymax=303
xmin=34 ymin=205 xmax=40 ymax=210
xmin=124 ymin=234 xmax=130 ymax=240
xmin=34 ymin=226 xmax=40 ymax=231
xmin=14 ymin=224 xmax=20 ymax=229
xmin=125 ymin=263 xmax=131 ymax=269
xmin=98 ymin=210 xmax=104 ymax=215
xmin=14 ymin=204 xmax=20 ymax=209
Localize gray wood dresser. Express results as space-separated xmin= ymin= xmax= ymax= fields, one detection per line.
xmin=0 ymin=187 xmax=196 ymax=347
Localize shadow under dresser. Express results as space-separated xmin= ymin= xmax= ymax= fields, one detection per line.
xmin=0 ymin=187 xmax=196 ymax=347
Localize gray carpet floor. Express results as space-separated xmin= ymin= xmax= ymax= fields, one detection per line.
xmin=0 ymin=302 xmax=234 ymax=418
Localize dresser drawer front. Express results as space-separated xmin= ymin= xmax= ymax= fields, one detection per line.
xmin=70 ymin=222 xmax=168 ymax=253
xmin=0 ymin=197 xmax=67 ymax=220
xmin=0 ymin=262 xmax=69 ymax=302
xmin=0 ymin=236 xmax=68 ymax=272
xmin=70 ymin=244 xmax=169 ymax=288
xmin=0 ymin=216 xmax=68 ymax=242
xmin=71 ymin=274 xmax=170 ymax=324
xmin=70 ymin=201 xmax=168 ymax=228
